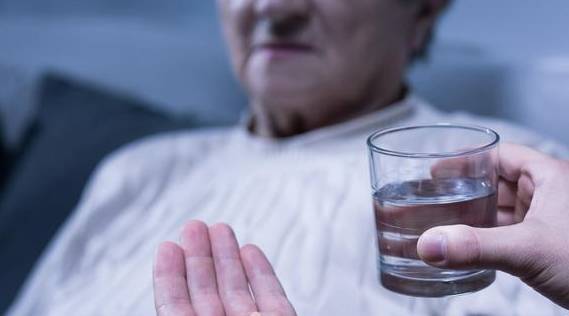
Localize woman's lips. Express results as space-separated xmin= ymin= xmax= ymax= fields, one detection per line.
xmin=255 ymin=42 xmax=314 ymax=59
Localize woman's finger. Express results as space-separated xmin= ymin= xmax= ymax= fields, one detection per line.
xmin=241 ymin=245 xmax=296 ymax=315
xmin=210 ymin=223 xmax=258 ymax=315
xmin=180 ymin=221 xmax=224 ymax=315
xmin=153 ymin=242 xmax=196 ymax=316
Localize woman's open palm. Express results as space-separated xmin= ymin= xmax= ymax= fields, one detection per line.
xmin=153 ymin=221 xmax=296 ymax=316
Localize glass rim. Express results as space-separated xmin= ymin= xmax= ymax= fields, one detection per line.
xmin=367 ymin=123 xmax=500 ymax=158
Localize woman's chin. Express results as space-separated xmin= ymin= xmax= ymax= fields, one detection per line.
xmin=251 ymin=76 xmax=322 ymax=99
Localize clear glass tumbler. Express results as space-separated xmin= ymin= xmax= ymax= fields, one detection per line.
xmin=367 ymin=124 xmax=499 ymax=297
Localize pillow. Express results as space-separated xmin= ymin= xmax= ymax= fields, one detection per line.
xmin=0 ymin=73 xmax=193 ymax=312
xmin=0 ymin=64 xmax=38 ymax=150
xmin=0 ymin=64 xmax=40 ymax=196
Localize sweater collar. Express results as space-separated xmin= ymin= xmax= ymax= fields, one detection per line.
xmin=234 ymin=94 xmax=418 ymax=149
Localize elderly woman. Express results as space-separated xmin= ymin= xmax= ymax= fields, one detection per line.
xmin=8 ymin=0 xmax=569 ymax=315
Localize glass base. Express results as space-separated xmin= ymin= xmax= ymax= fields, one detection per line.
xmin=380 ymin=268 xmax=495 ymax=297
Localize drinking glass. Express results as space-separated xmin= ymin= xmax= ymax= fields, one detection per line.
xmin=367 ymin=124 xmax=499 ymax=297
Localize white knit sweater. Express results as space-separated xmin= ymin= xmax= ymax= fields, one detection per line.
xmin=8 ymin=96 xmax=569 ymax=316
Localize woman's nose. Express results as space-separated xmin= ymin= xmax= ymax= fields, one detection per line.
xmin=255 ymin=0 xmax=310 ymax=21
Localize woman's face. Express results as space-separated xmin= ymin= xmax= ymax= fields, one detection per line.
xmin=218 ymin=0 xmax=437 ymax=115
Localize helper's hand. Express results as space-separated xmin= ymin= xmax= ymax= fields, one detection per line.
xmin=418 ymin=143 xmax=569 ymax=309
xmin=153 ymin=221 xmax=297 ymax=316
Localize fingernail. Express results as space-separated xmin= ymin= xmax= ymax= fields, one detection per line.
xmin=419 ymin=231 xmax=447 ymax=264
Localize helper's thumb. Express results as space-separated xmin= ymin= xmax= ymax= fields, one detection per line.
xmin=417 ymin=224 xmax=537 ymax=275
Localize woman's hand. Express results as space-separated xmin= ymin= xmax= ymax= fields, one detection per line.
xmin=153 ymin=221 xmax=297 ymax=316
xmin=419 ymin=143 xmax=569 ymax=309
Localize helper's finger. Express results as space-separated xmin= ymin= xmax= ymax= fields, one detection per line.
xmin=498 ymin=177 xmax=535 ymax=226
xmin=180 ymin=221 xmax=224 ymax=316
xmin=497 ymin=179 xmax=516 ymax=208
xmin=417 ymin=223 xmax=540 ymax=276
xmin=497 ymin=176 xmax=533 ymax=225
xmin=498 ymin=143 xmax=550 ymax=182
xmin=210 ymin=223 xmax=258 ymax=316
xmin=241 ymin=245 xmax=296 ymax=315
xmin=497 ymin=207 xmax=516 ymax=226
xmin=431 ymin=157 xmax=472 ymax=179
xmin=153 ymin=242 xmax=196 ymax=316
xmin=430 ymin=142 xmax=498 ymax=180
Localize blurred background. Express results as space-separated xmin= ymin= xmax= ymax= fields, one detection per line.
xmin=0 ymin=0 xmax=568 ymax=313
